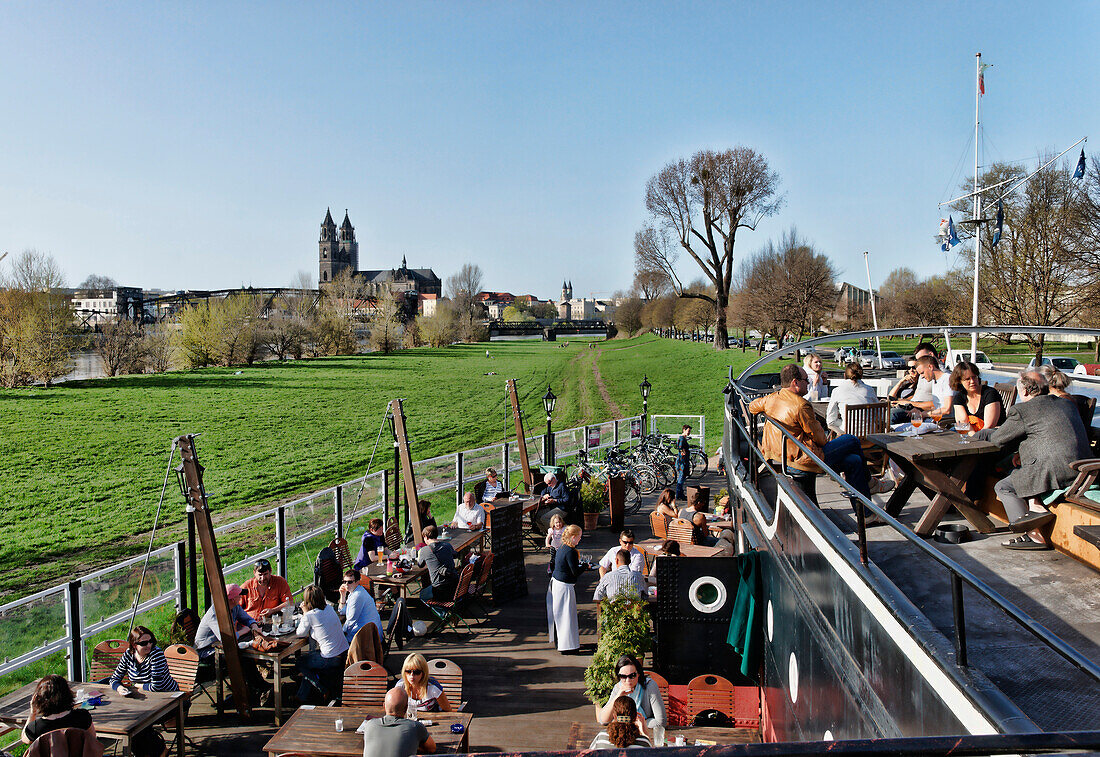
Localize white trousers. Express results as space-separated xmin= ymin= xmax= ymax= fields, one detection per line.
xmin=547 ymin=577 xmax=579 ymax=651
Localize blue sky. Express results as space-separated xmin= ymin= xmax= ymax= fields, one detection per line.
xmin=1 ymin=2 xmax=1096 ymax=298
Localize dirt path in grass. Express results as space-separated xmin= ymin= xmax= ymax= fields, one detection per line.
xmin=592 ymin=348 xmax=624 ymax=418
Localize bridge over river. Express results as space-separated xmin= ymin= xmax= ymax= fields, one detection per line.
xmin=487 ymin=319 xmax=613 ymax=340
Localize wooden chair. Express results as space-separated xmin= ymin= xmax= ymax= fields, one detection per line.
xmin=844 ymin=401 xmax=890 ymax=475
xmin=427 ymin=658 xmax=464 ymax=710
xmin=90 ymin=639 xmax=126 ymax=683
xmin=316 ymin=554 xmax=343 ymax=603
xmin=646 ymin=670 xmax=670 ymax=717
xmin=420 ymin=564 xmax=476 ymax=635
xmin=473 ymin=480 xmax=487 ymax=504
xmin=649 ymin=510 xmax=669 ymax=539
xmin=667 ymin=518 xmax=694 ymax=545
xmin=160 ymin=644 xmax=200 ymax=753
xmin=686 ymin=673 xmax=737 ymax=723
xmin=994 ymin=382 xmax=1018 ymax=410
xmin=469 ymin=552 xmax=495 ymax=617
xmin=385 ymin=517 xmax=403 ymax=552
xmin=342 ymin=660 xmax=388 ymax=707
xmin=382 ymin=598 xmax=410 ymax=654
xmin=171 ymin=608 xmax=200 ymax=646
xmin=330 ymin=537 xmax=353 ymax=570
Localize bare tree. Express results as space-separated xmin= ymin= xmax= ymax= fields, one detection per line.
xmin=416 ymin=301 xmax=458 ymax=347
xmin=642 ymin=147 xmax=782 ymax=349
xmin=78 ymin=274 xmax=118 ymax=290
xmin=370 ymin=293 xmax=404 ymax=353
xmin=614 ymin=297 xmax=644 ymax=336
xmin=445 ymin=263 xmax=485 ymax=342
xmin=96 ymin=319 xmax=145 ymax=376
xmin=775 ymin=230 xmax=837 ymax=343
xmin=142 ymin=326 xmax=173 ymax=372
xmin=632 ymin=249 xmax=671 ymax=300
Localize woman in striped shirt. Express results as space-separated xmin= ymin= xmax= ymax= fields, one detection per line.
xmin=108 ymin=626 xmax=179 ymax=695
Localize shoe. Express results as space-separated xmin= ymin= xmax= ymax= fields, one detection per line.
xmin=1003 ymin=535 xmax=1051 ymax=550
xmin=258 ymin=687 xmax=273 ymax=707
xmin=1009 ymin=511 xmax=1054 ymax=533
xmin=869 ymin=478 xmax=895 ymax=495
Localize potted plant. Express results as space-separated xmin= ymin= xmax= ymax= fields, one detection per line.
xmin=584 ymin=597 xmax=653 ymax=705
xmin=580 ymin=477 xmax=606 ymax=530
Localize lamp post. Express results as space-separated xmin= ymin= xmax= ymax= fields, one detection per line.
xmin=639 ymin=375 xmax=651 ymax=437
xmin=543 ymin=385 xmax=557 ymax=466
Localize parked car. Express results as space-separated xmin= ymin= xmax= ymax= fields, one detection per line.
xmin=944 ymin=349 xmax=994 ymax=372
xmin=855 ymin=350 xmax=878 ymax=368
xmin=763 ymin=339 xmax=779 ymax=352
xmin=864 ymin=351 xmax=907 ymax=369
xmin=1027 ymin=356 xmax=1086 ymax=374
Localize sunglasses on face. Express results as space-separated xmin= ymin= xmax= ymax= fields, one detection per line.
xmin=618 ymin=671 xmax=638 ymax=680
xmin=405 ymin=669 xmax=422 ymax=677
xmin=342 ymin=579 xmax=356 ymax=584
xmin=620 ymin=540 xmax=634 ymax=546
xmin=135 ymin=639 xmax=154 ymax=648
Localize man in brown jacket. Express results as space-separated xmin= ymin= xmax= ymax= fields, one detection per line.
xmin=749 ymin=364 xmax=892 ymax=500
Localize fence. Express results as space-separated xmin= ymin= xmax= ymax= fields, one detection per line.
xmin=0 ymin=414 xmax=646 ymax=687
xmin=649 ymin=414 xmax=706 ymax=448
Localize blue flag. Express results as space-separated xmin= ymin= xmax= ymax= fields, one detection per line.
xmin=1073 ymin=148 xmax=1086 ymax=180
xmin=992 ymin=201 xmax=1004 ymax=247
xmin=940 ymin=216 xmax=960 ymax=252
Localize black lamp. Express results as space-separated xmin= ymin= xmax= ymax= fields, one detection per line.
xmin=543 ymin=385 xmax=557 ymax=465
xmin=543 ymin=385 xmax=557 ymax=417
xmin=640 ymin=375 xmax=651 ymax=435
xmin=175 ymin=462 xmax=188 ymax=498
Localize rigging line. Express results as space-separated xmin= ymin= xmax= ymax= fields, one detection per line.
xmin=347 ymin=410 xmax=392 ymax=527
xmin=128 ymin=440 xmax=178 ymax=635
xmin=939 ymin=132 xmax=974 ymax=206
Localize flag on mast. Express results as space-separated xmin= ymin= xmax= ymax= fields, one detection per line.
xmin=992 ymin=201 xmax=1004 ymax=247
xmin=978 ymin=63 xmax=992 ymax=96
xmin=1074 ymin=148 xmax=1087 ymax=180
xmin=940 ymin=216 xmax=961 ymax=252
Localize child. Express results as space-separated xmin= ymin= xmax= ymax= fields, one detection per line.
xmin=545 ymin=513 xmax=565 ymax=575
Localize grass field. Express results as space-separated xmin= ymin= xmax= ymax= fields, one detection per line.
xmin=1 ymin=334 xmax=763 ymax=601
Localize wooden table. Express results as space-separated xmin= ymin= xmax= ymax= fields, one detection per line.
xmin=0 ymin=681 xmax=186 ymax=756
xmin=868 ymin=430 xmax=999 ymax=536
xmin=566 ymin=721 xmax=757 ymax=749
xmin=263 ymin=706 xmax=473 ymax=756
xmin=636 ymin=538 xmax=724 ymax=558
xmin=483 ymin=495 xmax=539 ymax=524
xmin=366 ymin=528 xmax=486 ymax=599
xmin=215 ymin=635 xmax=307 ymax=725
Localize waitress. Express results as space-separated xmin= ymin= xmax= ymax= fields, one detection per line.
xmin=547 ymin=524 xmax=587 ymax=654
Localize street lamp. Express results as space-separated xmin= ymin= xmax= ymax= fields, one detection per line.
xmin=543 ymin=385 xmax=557 ymax=466
xmin=639 ymin=375 xmax=651 ymax=436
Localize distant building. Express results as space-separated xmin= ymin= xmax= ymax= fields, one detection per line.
xmin=318 ymin=208 xmax=441 ymax=298
xmin=832 ymin=282 xmax=879 ymax=327
xmin=71 ymin=287 xmax=144 ymax=327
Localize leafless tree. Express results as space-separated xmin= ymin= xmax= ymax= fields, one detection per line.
xmin=78 ymin=274 xmax=118 ymax=290
xmin=142 ymin=326 xmax=173 ymax=372
xmin=614 ymin=297 xmax=644 ymax=335
xmin=96 ymin=319 xmax=145 ymax=376
xmin=632 ymin=246 xmax=671 ymax=300
xmin=445 ymin=263 xmax=486 ymax=342
xmin=642 ymin=147 xmax=782 ymax=350
xmin=370 ymin=293 xmax=404 ymax=353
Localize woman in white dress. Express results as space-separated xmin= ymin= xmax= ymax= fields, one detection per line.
xmin=547 ymin=524 xmax=586 ymax=653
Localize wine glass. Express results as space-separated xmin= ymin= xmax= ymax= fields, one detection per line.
xmin=910 ymin=409 xmax=923 ymax=430
xmin=955 ymin=417 xmax=971 ymax=442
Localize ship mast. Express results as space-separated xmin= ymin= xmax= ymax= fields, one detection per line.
xmin=969 ymin=52 xmax=982 ymax=362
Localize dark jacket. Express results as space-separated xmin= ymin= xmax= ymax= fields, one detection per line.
xmin=982 ymin=394 xmax=1091 ymax=498
xmin=551 ymin=543 xmax=584 ymax=584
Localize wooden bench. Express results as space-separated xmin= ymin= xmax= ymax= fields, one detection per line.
xmin=1049 ymin=458 xmax=1100 ymax=573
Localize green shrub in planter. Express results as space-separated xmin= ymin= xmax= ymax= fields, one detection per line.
xmin=583 ymin=597 xmax=652 ymax=705
xmin=580 ymin=477 xmax=607 ymax=514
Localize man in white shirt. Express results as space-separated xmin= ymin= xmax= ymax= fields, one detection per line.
xmin=593 ymin=549 xmax=648 ymax=602
xmin=452 ymin=491 xmax=486 ymax=531
xmin=915 ymin=354 xmax=953 ymax=420
xmin=598 ymin=529 xmax=645 ymax=577
xmin=908 ymin=342 xmax=938 ymax=410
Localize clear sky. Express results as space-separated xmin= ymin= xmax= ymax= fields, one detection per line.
xmin=1 ymin=2 xmax=1096 ymax=299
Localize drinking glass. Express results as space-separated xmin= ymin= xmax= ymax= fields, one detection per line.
xmin=955 ymin=418 xmax=971 ymax=442
xmin=910 ymin=409 xmax=923 ymax=429
xmin=652 ymin=725 xmax=666 ymax=747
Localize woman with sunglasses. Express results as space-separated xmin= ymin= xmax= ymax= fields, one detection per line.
xmin=108 ymin=626 xmax=178 ymax=756
xmin=395 ymin=653 xmax=454 ymax=713
xmin=594 ymin=654 xmax=666 ymax=735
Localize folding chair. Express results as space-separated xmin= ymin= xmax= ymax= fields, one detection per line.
xmin=649 ymin=510 xmax=669 ymax=539
xmin=420 ymin=564 xmax=476 ymax=636
xmin=330 ymin=537 xmax=353 ymax=570
xmin=667 ymin=518 xmax=694 ymax=546
xmin=427 ymin=658 xmax=466 ymax=710
xmin=342 ymin=660 xmax=389 ymax=707
xmin=469 ymin=552 xmax=495 ymax=617
xmin=382 ymin=598 xmax=410 ymax=654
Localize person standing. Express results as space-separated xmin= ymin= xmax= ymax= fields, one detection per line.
xmin=547 ymin=524 xmax=587 ymax=654
xmin=675 ymin=425 xmax=692 ymax=500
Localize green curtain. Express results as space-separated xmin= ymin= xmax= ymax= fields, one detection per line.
xmin=726 ymin=549 xmax=763 ymax=681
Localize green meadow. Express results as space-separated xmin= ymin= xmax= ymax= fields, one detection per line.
xmin=1 ymin=334 xmax=764 ymax=601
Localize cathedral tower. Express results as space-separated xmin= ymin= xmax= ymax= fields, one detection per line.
xmin=339 ymin=210 xmax=359 ymax=273
xmin=319 ymin=208 xmax=339 ymax=284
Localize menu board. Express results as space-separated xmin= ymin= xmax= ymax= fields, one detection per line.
xmin=488 ymin=500 xmax=527 ymax=603
xmin=587 ymin=426 xmax=601 ymax=449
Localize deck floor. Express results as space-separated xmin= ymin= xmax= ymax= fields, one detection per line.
xmin=812 ymin=473 xmax=1100 ymax=732
xmin=184 ymin=465 xmax=751 ymax=754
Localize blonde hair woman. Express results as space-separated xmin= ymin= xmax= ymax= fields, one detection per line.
xmin=396 ymin=652 xmax=453 ymax=713
xmin=546 ymin=524 xmax=586 ymax=654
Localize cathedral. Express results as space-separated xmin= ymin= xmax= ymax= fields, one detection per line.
xmin=318 ymin=208 xmax=441 ymax=298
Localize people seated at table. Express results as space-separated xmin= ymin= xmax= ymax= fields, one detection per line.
xmin=589 ymin=695 xmax=653 ymax=749
xmin=950 ymin=361 xmax=1002 ymax=432
xmin=647 ymin=540 xmax=681 ymax=587
xmin=748 ymin=364 xmax=893 ymax=501
xmin=194 ymin=584 xmax=262 ymax=658
xmin=593 ymin=549 xmax=648 ymax=602
xmin=595 ymin=654 xmax=666 ymax=733
xmin=21 ymin=675 xmax=96 ymax=747
xmin=338 ymin=568 xmax=382 ymax=643
xmin=417 ymin=525 xmax=459 ymax=600
xmin=416 ymin=500 xmax=437 ymax=534
xmin=295 ymin=585 xmax=350 ymax=703
xmin=912 ymin=355 xmax=953 ymax=420
xmin=654 ymin=488 xmax=678 ymax=521
xmin=481 ymin=467 xmax=505 ymax=501
xmin=803 ymin=353 xmax=829 ymax=401
xmin=1040 ymin=365 xmax=1094 ymax=425
xmin=691 ymin=512 xmax=735 ymax=552
xmin=102 ymin=626 xmax=180 ymax=756
xmin=396 ymin=653 xmax=454 ymax=713
xmin=826 ymin=363 xmax=879 ymax=435
xmin=598 ymin=529 xmax=644 ymax=576
xmin=889 ymin=361 xmax=921 ymax=423
xmin=547 ymin=524 xmax=586 ymax=654
xmin=242 ymin=558 xmax=293 ymax=621
xmin=975 ymin=370 xmax=1091 ymax=550
xmin=354 ymin=518 xmax=389 ymax=570
xmin=451 ymin=491 xmax=486 ymax=531
xmin=540 ymin=472 xmax=569 ymax=508
xmin=362 ymin=686 xmax=437 ymax=757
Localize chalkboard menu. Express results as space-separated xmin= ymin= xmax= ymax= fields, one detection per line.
xmin=488 ymin=500 xmax=527 ymax=603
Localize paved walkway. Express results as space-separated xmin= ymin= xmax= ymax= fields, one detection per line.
xmin=186 ymin=464 xmax=731 ymax=754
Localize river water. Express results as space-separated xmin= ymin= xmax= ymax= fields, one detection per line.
xmin=56 ymin=351 xmax=107 ymax=383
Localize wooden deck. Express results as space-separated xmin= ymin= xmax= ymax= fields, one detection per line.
xmin=184 ymin=464 xmax=755 ymax=754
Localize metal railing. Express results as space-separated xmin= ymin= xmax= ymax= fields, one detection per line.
xmin=727 ymin=384 xmax=1100 ymax=685
xmin=0 ymin=414 xmax=643 ymax=685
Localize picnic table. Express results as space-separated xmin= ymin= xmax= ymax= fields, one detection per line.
xmin=0 ymin=681 xmax=186 ymax=757
xmin=565 ymin=721 xmax=758 ymax=749
xmin=263 ymin=706 xmax=473 ymax=756
xmin=215 ymin=634 xmax=307 ymax=725
xmin=868 ymin=430 xmax=999 ymax=536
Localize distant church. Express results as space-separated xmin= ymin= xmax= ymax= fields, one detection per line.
xmin=318 ymin=208 xmax=442 ymax=298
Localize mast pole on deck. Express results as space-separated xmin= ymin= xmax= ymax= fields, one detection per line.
xmin=970 ymin=52 xmax=982 ymax=362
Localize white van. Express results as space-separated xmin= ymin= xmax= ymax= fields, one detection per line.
xmin=944 ymin=349 xmax=994 ymax=372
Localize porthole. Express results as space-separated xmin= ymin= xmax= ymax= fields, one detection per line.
xmin=687 ymin=576 xmax=728 ymax=614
